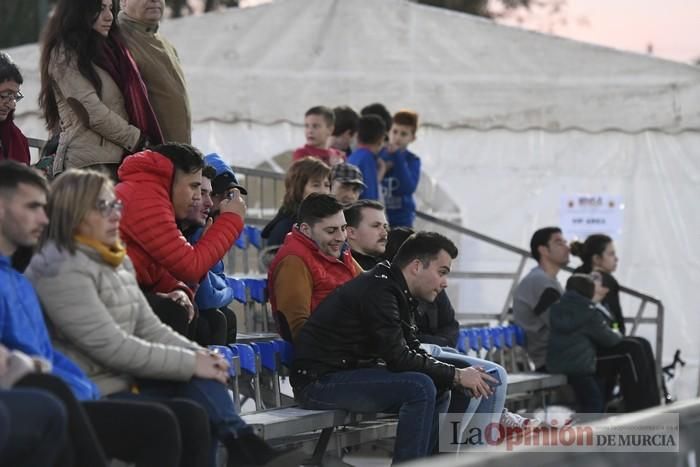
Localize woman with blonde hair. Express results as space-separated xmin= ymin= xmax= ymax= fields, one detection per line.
xmin=262 ymin=156 xmax=331 ymax=247
xmin=26 ymin=169 xmax=290 ymax=466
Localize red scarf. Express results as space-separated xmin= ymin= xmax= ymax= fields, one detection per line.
xmin=95 ymin=35 xmax=163 ymax=145
xmin=0 ymin=111 xmax=30 ymax=164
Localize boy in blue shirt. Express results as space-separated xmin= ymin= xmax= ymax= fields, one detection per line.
xmin=347 ymin=115 xmax=386 ymax=201
xmin=381 ymin=110 xmax=421 ymax=227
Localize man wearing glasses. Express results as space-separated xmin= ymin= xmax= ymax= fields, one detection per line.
xmin=0 ymin=53 xmax=29 ymax=165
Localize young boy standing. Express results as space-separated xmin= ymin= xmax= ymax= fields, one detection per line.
xmin=381 ymin=110 xmax=421 ymax=227
xmin=293 ymin=106 xmax=345 ymax=165
xmin=347 ymin=115 xmax=386 ymax=201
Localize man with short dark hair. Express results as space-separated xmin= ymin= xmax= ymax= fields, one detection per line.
xmin=344 ymin=199 xmax=388 ymax=270
xmin=348 ymin=115 xmax=386 ymax=201
xmin=116 ymin=143 xmax=246 ymax=336
xmin=268 ymin=193 xmax=361 ymax=342
xmin=512 ymin=227 xmax=569 ymax=370
xmin=292 ymin=231 xmax=496 ymax=463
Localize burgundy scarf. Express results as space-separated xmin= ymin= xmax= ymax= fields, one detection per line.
xmin=95 ymin=35 xmax=163 ymax=145
xmin=0 ymin=111 xmax=30 ymax=164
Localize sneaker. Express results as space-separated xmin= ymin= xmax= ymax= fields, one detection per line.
xmin=499 ymin=409 xmax=543 ymax=430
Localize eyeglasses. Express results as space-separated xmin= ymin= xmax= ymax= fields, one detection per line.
xmin=96 ymin=199 xmax=123 ymax=217
xmin=0 ymin=91 xmax=24 ymax=104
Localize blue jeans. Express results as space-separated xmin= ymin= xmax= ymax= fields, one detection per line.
xmin=421 ymin=345 xmax=508 ymax=436
xmin=295 ymin=368 xmax=450 ymax=463
xmin=112 ymin=377 xmax=249 ymax=467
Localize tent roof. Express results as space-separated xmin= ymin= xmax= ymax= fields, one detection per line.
xmin=9 ymin=0 xmax=700 ymax=133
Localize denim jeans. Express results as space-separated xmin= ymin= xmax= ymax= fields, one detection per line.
xmin=295 ymin=368 xmax=450 ymax=463
xmin=112 ymin=377 xmax=249 ymax=467
xmin=421 ymin=344 xmax=508 ymax=438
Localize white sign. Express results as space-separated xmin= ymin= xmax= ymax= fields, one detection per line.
xmin=560 ymin=193 xmax=624 ymax=240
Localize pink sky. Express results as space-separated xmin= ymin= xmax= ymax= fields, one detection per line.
xmin=496 ymin=0 xmax=700 ymax=63
xmin=235 ymin=0 xmax=699 ymax=64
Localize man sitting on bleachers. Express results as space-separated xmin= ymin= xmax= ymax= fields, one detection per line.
xmin=116 ymin=143 xmax=246 ymax=338
xmin=512 ymin=227 xmax=568 ymax=371
xmin=344 ymin=199 xmax=389 ymax=270
xmin=291 ymin=232 xmax=497 ymax=463
xmin=268 ymin=194 xmax=361 ymax=342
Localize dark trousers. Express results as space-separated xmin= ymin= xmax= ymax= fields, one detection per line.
xmin=220 ymin=306 xmax=238 ymax=343
xmin=194 ymin=308 xmax=228 ymax=346
xmin=145 ymin=292 xmax=192 ymax=339
xmin=568 ymin=374 xmax=605 ymax=413
xmin=597 ymin=336 xmax=660 ymax=411
xmin=0 ymin=386 xmax=67 ymax=467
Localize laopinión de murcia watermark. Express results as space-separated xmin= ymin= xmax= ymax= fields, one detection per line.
xmin=439 ymin=412 xmax=680 ymax=453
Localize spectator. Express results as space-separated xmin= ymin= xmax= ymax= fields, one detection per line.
xmin=39 ymin=0 xmax=161 ymax=179
xmin=344 ymin=199 xmax=389 ymax=270
xmin=360 ymin=102 xmax=392 ymax=138
xmin=268 ymin=194 xmax=361 ymax=342
xmin=292 ymin=106 xmax=345 ymax=165
xmin=115 ymin=143 xmax=246 ymax=339
xmin=381 ymin=110 xmax=421 ymax=227
xmin=26 ymin=168 xmax=293 ymax=467
xmin=262 ymin=157 xmax=330 ymax=248
xmin=0 ymin=53 xmax=30 ymax=164
xmin=571 ymin=235 xmax=661 ymax=410
xmin=512 ymin=227 xmax=568 ymax=371
xmin=330 ymin=162 xmax=366 ymax=207
xmin=292 ymin=232 xmax=497 ymax=463
xmin=118 ymin=0 xmax=191 ymax=143
xmin=547 ymin=274 xmax=622 ymax=413
xmin=347 ymin=115 xmax=386 ymax=201
xmin=328 ymin=105 xmax=359 ymax=156
xmin=0 ymin=160 xmax=210 ymax=467
xmin=180 ymin=165 xmax=230 ymax=346
xmin=205 ymin=152 xmax=248 ymax=213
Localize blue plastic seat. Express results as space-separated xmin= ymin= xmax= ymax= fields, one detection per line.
xmin=274 ymin=339 xmax=295 ymax=367
xmin=466 ymin=328 xmax=480 ymax=352
xmin=512 ymin=324 xmax=526 ymax=347
xmin=226 ymin=277 xmax=248 ymax=304
xmin=255 ymin=341 xmax=278 ymax=372
xmin=244 ymin=278 xmax=267 ymax=304
xmin=457 ymin=329 xmax=469 ymax=354
xmin=230 ymin=344 xmax=256 ymax=375
xmin=503 ymin=326 xmax=515 ymax=349
xmin=479 ymin=328 xmax=492 ymax=351
xmin=208 ymin=345 xmax=237 ymax=377
xmin=490 ymin=327 xmax=504 ymax=350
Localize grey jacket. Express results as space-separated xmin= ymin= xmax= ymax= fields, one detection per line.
xmin=26 ymin=242 xmax=198 ymax=396
xmin=48 ymin=47 xmax=142 ymax=173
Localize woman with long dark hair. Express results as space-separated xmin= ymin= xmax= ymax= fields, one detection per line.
xmin=571 ymin=234 xmax=661 ymax=411
xmin=39 ymin=0 xmax=162 ymax=178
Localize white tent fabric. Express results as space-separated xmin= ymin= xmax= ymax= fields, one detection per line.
xmin=7 ymin=0 xmax=700 ymax=399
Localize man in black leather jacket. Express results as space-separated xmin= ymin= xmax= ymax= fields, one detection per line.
xmin=292 ymin=232 xmax=496 ymax=463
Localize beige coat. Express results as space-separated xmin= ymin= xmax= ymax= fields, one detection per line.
xmin=26 ymin=242 xmax=198 ymax=396
xmin=49 ymin=48 xmax=142 ymax=173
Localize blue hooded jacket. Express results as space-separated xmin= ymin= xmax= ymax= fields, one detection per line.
xmin=187 ymin=228 xmax=235 ymax=310
xmin=0 ymin=255 xmax=100 ymax=400
xmin=380 ymin=148 xmax=421 ymax=227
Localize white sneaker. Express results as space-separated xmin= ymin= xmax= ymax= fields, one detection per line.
xmin=500 ymin=409 xmax=542 ymax=429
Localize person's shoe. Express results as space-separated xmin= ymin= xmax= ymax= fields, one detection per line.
xmin=225 ymin=432 xmax=303 ymax=467
xmin=499 ymin=409 xmax=543 ymax=430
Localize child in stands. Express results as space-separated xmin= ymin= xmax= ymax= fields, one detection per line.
xmin=381 ymin=110 xmax=421 ymax=227
xmin=292 ymin=106 xmax=345 ymax=165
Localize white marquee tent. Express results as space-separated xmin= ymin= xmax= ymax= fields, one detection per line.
xmin=8 ymin=0 xmax=700 ymax=398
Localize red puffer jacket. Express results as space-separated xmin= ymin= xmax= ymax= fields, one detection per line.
xmin=115 ymin=150 xmax=243 ymax=296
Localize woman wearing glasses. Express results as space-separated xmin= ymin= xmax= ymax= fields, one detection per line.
xmin=26 ymin=169 xmax=291 ymax=467
xmin=38 ymin=0 xmax=162 ymax=179
xmin=0 ymin=52 xmax=29 ymax=164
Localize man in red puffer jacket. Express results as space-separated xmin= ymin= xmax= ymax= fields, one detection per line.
xmin=116 ymin=143 xmax=246 ymax=337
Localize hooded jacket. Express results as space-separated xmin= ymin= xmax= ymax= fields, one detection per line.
xmin=546 ymin=290 xmax=622 ymax=375
xmin=115 ymin=150 xmax=243 ymax=297
xmin=26 ymin=243 xmax=198 ymax=396
xmin=1 ymin=255 xmax=99 ymax=400
xmin=0 ymin=110 xmax=30 ymax=164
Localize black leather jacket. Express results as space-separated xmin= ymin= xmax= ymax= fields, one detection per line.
xmin=292 ymin=262 xmax=456 ymax=392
